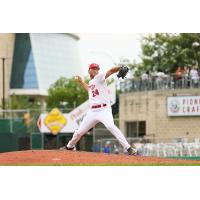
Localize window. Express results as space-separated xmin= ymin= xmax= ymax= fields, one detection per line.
xmin=138 ymin=121 xmax=146 ymax=137
xmin=126 ymin=121 xmax=146 ymax=137
xmin=10 ymin=33 xmax=39 ymax=89
xmin=126 ymin=122 xmax=137 ymax=137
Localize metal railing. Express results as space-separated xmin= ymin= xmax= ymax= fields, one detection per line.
xmin=120 ymin=74 xmax=200 ymax=93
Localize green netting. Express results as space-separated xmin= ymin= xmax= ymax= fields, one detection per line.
xmin=0 ymin=119 xmax=27 ymax=134
xmin=0 ymin=119 xmax=30 ymax=152
xmin=31 ymin=133 xmax=43 ymax=149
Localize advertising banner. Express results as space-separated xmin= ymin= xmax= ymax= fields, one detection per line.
xmin=167 ymin=96 xmax=200 ymax=116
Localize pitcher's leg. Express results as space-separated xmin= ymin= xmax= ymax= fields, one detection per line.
xmin=67 ymin=112 xmax=98 ymax=149
xmin=105 ymin=123 xmax=131 ymax=150
xmin=99 ymin=108 xmax=131 ymax=150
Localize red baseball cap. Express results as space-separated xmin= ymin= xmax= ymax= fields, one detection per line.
xmin=89 ymin=63 xmax=100 ymax=70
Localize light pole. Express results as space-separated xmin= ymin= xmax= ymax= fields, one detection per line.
xmin=1 ymin=57 xmax=6 ymax=111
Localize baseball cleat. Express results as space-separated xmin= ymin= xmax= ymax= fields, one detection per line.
xmin=127 ymin=146 xmax=137 ymax=156
xmin=59 ymin=146 xmax=76 ymax=151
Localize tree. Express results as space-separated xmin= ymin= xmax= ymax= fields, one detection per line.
xmin=140 ymin=33 xmax=200 ymax=73
xmin=46 ymin=77 xmax=88 ymax=109
xmin=119 ymin=57 xmax=141 ymax=77
xmin=8 ymin=95 xmax=41 ymax=110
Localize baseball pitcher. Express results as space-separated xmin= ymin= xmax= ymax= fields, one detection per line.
xmin=62 ymin=63 xmax=137 ymax=155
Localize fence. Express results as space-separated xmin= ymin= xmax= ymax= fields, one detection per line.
xmin=120 ymin=74 xmax=200 ymax=93
xmin=0 ymin=109 xmax=30 ymax=152
xmin=0 ymin=108 xmax=89 ymax=152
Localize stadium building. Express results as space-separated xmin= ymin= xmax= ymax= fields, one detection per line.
xmin=0 ymin=33 xmax=82 ymax=108
xmin=119 ymin=79 xmax=200 ymax=143
xmin=0 ymin=33 xmax=84 ymax=152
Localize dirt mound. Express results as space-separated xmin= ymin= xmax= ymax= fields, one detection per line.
xmin=0 ymin=150 xmax=199 ymax=165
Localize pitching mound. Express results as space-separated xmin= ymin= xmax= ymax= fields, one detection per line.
xmin=0 ymin=150 xmax=200 ymax=165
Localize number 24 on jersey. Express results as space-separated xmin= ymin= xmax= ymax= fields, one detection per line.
xmin=92 ymin=89 xmax=99 ymax=97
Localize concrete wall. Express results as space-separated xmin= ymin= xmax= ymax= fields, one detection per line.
xmin=120 ymin=89 xmax=200 ymax=141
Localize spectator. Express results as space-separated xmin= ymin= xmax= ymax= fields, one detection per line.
xmin=190 ymin=66 xmax=199 ymax=87
xmin=150 ymin=70 xmax=157 ymax=90
xmin=182 ymin=66 xmax=190 ymax=88
xmin=156 ymin=69 xmax=166 ymax=89
xmin=103 ymin=141 xmax=111 ymax=153
xmin=141 ymin=71 xmax=149 ymax=90
xmin=175 ymin=67 xmax=183 ymax=80
xmin=175 ymin=67 xmax=183 ymax=88
xmin=141 ymin=71 xmax=149 ymax=80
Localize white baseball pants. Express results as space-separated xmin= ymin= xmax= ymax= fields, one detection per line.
xmin=67 ymin=106 xmax=131 ymax=150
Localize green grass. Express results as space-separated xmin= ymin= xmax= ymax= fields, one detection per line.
xmin=167 ymin=156 xmax=200 ymax=160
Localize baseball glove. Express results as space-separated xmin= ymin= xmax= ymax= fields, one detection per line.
xmin=117 ymin=65 xmax=129 ymax=79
